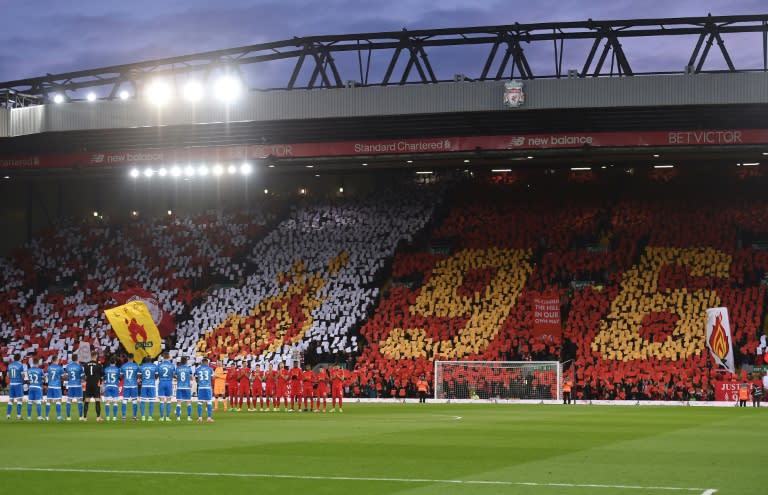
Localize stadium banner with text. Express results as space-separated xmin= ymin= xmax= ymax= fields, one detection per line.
xmin=713 ymin=381 xmax=742 ymax=402
xmin=2 ymin=128 xmax=768 ymax=169
xmin=532 ymin=294 xmax=561 ymax=337
xmin=705 ymin=307 xmax=736 ymax=373
xmin=105 ymin=301 xmax=162 ymax=364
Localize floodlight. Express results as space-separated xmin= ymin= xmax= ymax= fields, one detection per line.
xmin=227 ymin=164 xmax=237 ymax=175
xmin=86 ymin=92 xmax=97 ymax=102
xmin=213 ymin=76 xmax=242 ymax=103
xmin=158 ymin=168 xmax=168 ymax=177
xmin=240 ymin=163 xmax=252 ymax=175
xmin=198 ymin=165 xmax=209 ymax=176
xmin=263 ymin=189 xmax=269 ymax=194
xmin=184 ymin=166 xmax=195 ymax=177
xmin=52 ymin=93 xmax=65 ymax=104
xmin=129 ymin=168 xmax=140 ymax=178
xmin=93 ymin=211 xmax=99 ymax=217
xmin=146 ymin=80 xmax=172 ymax=106
xmin=143 ymin=168 xmax=154 ymax=177
xmin=182 ymin=81 xmax=203 ymax=103
xmin=212 ymin=164 xmax=224 ymax=176
xmin=119 ymin=90 xmax=130 ymax=100
xmin=170 ymin=166 xmax=182 ymax=177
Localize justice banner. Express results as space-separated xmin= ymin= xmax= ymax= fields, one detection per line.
xmin=705 ymin=307 xmax=736 ymax=373
xmin=105 ymin=301 xmax=162 ymax=364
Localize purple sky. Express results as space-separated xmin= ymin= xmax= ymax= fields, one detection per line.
xmin=0 ymin=0 xmax=765 ymax=88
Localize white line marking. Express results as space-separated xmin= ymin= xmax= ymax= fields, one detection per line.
xmin=0 ymin=467 xmax=710 ymax=492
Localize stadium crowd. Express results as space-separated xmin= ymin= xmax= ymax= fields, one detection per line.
xmin=2 ymin=176 xmax=768 ymax=404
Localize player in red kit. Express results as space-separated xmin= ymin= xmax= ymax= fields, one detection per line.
xmin=226 ymin=364 xmax=239 ymax=411
xmin=276 ymin=363 xmax=289 ymax=411
xmin=238 ymin=363 xmax=252 ymax=411
xmin=302 ymin=364 xmax=315 ymax=412
xmin=331 ymin=365 xmax=345 ymax=413
xmin=250 ymin=366 xmax=265 ymax=411
xmin=289 ymin=363 xmax=303 ymax=412
xmin=264 ymin=363 xmax=277 ymax=411
xmin=315 ymin=366 xmax=329 ymax=412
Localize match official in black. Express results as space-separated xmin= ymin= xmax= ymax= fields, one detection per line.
xmin=83 ymin=351 xmax=104 ymax=422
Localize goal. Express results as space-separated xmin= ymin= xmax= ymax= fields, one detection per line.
xmin=433 ymin=361 xmax=562 ymax=401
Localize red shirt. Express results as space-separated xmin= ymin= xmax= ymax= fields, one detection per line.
xmin=251 ymin=370 xmax=263 ymax=383
xmin=238 ymin=369 xmax=250 ymax=384
xmin=226 ymin=367 xmax=238 ymax=383
xmin=302 ymin=370 xmax=315 ymax=384
xmin=331 ymin=369 xmax=344 ymax=387
xmin=277 ymin=369 xmax=289 ymax=385
xmin=290 ymin=368 xmax=302 ymax=381
xmin=316 ymin=368 xmax=328 ymax=383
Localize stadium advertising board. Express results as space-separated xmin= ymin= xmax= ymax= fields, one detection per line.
xmin=0 ymin=128 xmax=766 ymax=169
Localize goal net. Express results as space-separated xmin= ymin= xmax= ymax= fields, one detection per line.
xmin=434 ymin=361 xmax=562 ymax=401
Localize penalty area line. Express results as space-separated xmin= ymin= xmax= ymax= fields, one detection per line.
xmin=0 ymin=467 xmax=713 ymax=492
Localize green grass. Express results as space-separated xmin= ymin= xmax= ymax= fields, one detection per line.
xmin=0 ymin=402 xmax=765 ymax=494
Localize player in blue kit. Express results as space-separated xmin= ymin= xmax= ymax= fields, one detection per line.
xmin=64 ymin=355 xmax=84 ymax=421
xmin=45 ymin=356 xmax=65 ymax=420
xmin=195 ymin=358 xmax=215 ymax=423
xmin=121 ymin=355 xmax=140 ymax=420
xmin=139 ymin=357 xmax=158 ymax=421
xmin=5 ymin=354 xmax=24 ymax=420
xmin=26 ymin=359 xmax=45 ymax=420
xmin=157 ymin=352 xmax=175 ymax=422
xmin=103 ymin=357 xmax=121 ymax=421
xmin=175 ymin=356 xmax=194 ymax=421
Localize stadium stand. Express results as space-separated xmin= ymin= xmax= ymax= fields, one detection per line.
xmin=1 ymin=172 xmax=767 ymax=402
xmin=0 ymin=208 xmax=275 ymax=370
xmin=182 ymin=188 xmax=441 ymax=368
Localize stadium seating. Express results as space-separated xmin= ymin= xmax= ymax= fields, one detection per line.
xmin=0 ymin=208 xmax=274 ymax=365
xmin=2 ymin=177 xmax=767 ymax=402
xmin=179 ymin=189 xmax=440 ymax=368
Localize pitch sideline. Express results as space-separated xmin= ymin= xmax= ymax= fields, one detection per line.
xmin=0 ymin=466 xmax=716 ymax=494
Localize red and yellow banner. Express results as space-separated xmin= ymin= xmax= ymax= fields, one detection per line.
xmin=705 ymin=307 xmax=735 ymax=373
xmin=105 ymin=301 xmax=163 ymax=364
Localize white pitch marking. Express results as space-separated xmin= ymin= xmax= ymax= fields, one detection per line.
xmin=0 ymin=467 xmax=710 ymax=492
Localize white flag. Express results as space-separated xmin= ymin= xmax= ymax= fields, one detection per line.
xmin=705 ymin=307 xmax=735 ymax=373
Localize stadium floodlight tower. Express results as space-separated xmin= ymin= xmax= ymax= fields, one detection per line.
xmin=434 ymin=360 xmax=562 ymax=402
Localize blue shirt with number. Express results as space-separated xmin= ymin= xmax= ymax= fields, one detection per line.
xmin=195 ymin=365 xmax=213 ymax=389
xmin=65 ymin=362 xmax=83 ymax=387
xmin=139 ymin=363 xmax=157 ymax=386
xmin=121 ymin=362 xmax=139 ymax=387
xmin=27 ymin=367 xmax=44 ymax=388
xmin=47 ymin=364 xmax=64 ymax=388
xmin=7 ymin=361 xmax=24 ymax=385
xmin=175 ymin=365 xmax=192 ymax=389
xmin=158 ymin=361 xmax=175 ymax=383
xmin=104 ymin=365 xmax=120 ymax=387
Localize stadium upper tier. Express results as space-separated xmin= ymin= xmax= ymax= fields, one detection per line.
xmin=1 ymin=174 xmax=766 ymax=400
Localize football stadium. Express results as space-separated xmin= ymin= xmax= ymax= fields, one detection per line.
xmin=1 ymin=12 xmax=767 ymax=495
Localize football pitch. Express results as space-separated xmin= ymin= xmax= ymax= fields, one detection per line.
xmin=0 ymin=403 xmax=764 ymax=495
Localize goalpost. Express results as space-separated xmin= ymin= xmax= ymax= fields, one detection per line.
xmin=434 ymin=361 xmax=562 ymax=401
